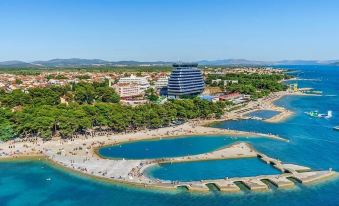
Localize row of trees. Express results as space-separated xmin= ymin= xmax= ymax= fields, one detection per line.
xmin=0 ymin=80 xmax=228 ymax=141
xmin=206 ymin=73 xmax=289 ymax=99
xmin=0 ymin=98 xmax=227 ymax=141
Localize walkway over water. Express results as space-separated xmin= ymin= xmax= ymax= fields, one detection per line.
xmin=45 ymin=141 xmax=336 ymax=193
xmin=0 ymin=118 xmax=336 ymax=193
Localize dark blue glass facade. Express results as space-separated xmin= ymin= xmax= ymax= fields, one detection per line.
xmin=168 ymin=63 xmax=204 ymax=97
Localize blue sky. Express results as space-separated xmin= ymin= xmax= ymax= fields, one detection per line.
xmin=1 ymin=0 xmax=339 ymax=62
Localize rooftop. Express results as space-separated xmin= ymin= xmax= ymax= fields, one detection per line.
xmin=173 ymin=63 xmax=199 ymax=68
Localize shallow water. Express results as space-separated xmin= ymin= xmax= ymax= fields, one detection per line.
xmin=245 ymin=110 xmax=280 ymax=119
xmin=99 ymin=136 xmax=256 ymax=159
xmin=1 ymin=65 xmax=339 ymax=206
xmin=146 ymin=158 xmax=281 ymax=181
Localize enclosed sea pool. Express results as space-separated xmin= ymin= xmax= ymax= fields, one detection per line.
xmin=145 ymin=157 xmax=281 ymax=182
xmin=98 ymin=135 xmax=254 ymax=159
xmin=245 ymin=110 xmax=281 ymax=120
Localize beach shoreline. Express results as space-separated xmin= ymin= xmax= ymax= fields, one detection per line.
xmin=0 ymin=90 xmax=330 ymax=192
xmin=0 ymin=90 xmax=303 ymax=171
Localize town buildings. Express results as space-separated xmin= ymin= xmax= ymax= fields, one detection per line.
xmin=118 ymin=75 xmax=150 ymax=92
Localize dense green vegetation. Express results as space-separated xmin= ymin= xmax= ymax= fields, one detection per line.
xmin=206 ymin=73 xmax=290 ymax=99
xmin=145 ymin=88 xmax=159 ymax=102
xmin=0 ymin=81 xmax=226 ymax=141
xmin=0 ymin=80 xmax=120 ymax=108
xmin=0 ymin=109 xmax=16 ymax=141
xmin=0 ymin=70 xmax=287 ymax=141
xmin=4 ymin=99 xmax=226 ymax=140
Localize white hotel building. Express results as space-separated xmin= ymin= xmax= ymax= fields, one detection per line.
xmin=154 ymin=76 xmax=169 ymax=90
xmin=111 ymin=83 xmax=143 ymax=98
xmin=118 ymin=75 xmax=150 ymax=92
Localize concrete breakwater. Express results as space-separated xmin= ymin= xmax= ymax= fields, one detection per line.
xmin=44 ymin=142 xmax=336 ymax=193
xmin=0 ymin=102 xmax=334 ymax=194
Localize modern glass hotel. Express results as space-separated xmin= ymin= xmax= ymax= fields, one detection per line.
xmin=168 ymin=63 xmax=205 ymax=97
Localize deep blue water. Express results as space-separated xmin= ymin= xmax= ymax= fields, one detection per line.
xmin=1 ymin=65 xmax=339 ymax=206
xmin=147 ymin=158 xmax=281 ymax=181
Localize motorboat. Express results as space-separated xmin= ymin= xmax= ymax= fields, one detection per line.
xmin=305 ymin=110 xmax=332 ymax=119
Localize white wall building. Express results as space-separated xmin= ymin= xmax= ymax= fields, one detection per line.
xmin=112 ymin=83 xmax=143 ymax=98
xmin=118 ymin=75 xmax=150 ymax=91
xmin=154 ymin=76 xmax=169 ymax=90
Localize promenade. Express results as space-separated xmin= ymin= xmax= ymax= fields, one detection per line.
xmin=43 ymin=142 xmax=336 ymax=193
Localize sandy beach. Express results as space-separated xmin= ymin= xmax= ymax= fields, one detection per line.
xmin=0 ymin=89 xmax=332 ymax=192
xmin=221 ymin=91 xmax=294 ymax=123
xmin=1 ymin=89 xmax=313 ymax=161
xmin=0 ymin=90 xmax=299 ymax=174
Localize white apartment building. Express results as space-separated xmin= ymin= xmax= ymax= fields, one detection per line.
xmin=154 ymin=76 xmax=169 ymax=90
xmin=112 ymin=83 xmax=143 ymax=98
xmin=118 ymin=75 xmax=150 ymax=91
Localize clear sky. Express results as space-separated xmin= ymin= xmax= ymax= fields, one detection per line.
xmin=1 ymin=0 xmax=339 ymax=62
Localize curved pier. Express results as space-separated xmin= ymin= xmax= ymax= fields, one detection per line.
xmin=0 ymin=120 xmax=335 ymax=193
xmin=43 ymin=142 xmax=336 ymax=193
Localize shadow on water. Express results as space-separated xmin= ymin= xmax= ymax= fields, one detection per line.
xmin=234 ymin=181 xmax=250 ymax=193
xmin=176 ymin=185 xmax=189 ymax=192
xmin=261 ymin=179 xmax=278 ymax=190
xmin=206 ymin=183 xmax=220 ymax=192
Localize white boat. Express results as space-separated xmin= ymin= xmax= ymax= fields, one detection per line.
xmin=333 ymin=126 xmax=339 ymax=131
xmin=305 ymin=110 xmax=332 ymax=119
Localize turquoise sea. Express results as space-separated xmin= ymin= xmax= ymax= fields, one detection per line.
xmin=1 ymin=65 xmax=339 ymax=206
xmin=245 ymin=110 xmax=280 ymax=119
xmin=146 ymin=158 xmax=280 ymax=181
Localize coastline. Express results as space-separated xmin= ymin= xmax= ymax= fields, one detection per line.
xmin=1 ymin=145 xmax=336 ymax=194
xmin=0 ymin=89 xmax=330 ymax=193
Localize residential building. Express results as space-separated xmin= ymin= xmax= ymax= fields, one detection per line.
xmin=118 ymin=75 xmax=150 ymax=91
xmin=154 ymin=76 xmax=169 ymax=90
xmin=219 ymin=92 xmax=249 ymax=104
xmin=111 ymin=83 xmax=144 ymax=98
xmin=219 ymin=92 xmax=242 ymax=101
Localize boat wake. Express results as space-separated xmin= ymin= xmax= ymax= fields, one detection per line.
xmin=324 ymin=95 xmax=337 ymax=97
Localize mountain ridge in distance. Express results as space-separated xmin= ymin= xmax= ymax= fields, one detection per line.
xmin=0 ymin=58 xmax=339 ymax=68
xmin=0 ymin=60 xmax=34 ymax=68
